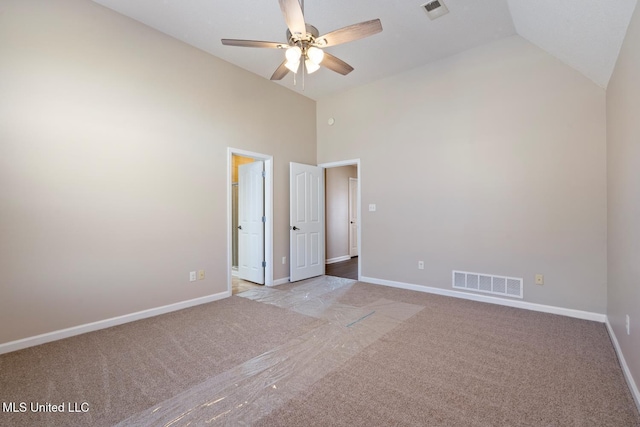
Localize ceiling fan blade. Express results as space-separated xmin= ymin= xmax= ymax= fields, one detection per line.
xmin=316 ymin=19 xmax=383 ymax=47
xmin=270 ymin=60 xmax=290 ymax=80
xmin=278 ymin=0 xmax=306 ymax=37
xmin=321 ymin=53 xmax=354 ymax=76
xmin=222 ymin=39 xmax=286 ymax=49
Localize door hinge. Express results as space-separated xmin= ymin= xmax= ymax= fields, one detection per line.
xmin=262 ymin=170 xmax=266 ymax=178
xmin=262 ymin=216 xmax=266 ymax=223
xmin=262 ymin=261 xmax=267 ymax=268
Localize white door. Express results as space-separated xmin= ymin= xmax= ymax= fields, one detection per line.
xmin=238 ymin=161 xmax=265 ymax=284
xmin=349 ymin=177 xmax=358 ymax=257
xmin=290 ymin=162 xmax=325 ymax=282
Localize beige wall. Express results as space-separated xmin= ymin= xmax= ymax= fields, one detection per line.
xmin=0 ymin=0 xmax=316 ymax=344
xmin=325 ymin=165 xmax=357 ymax=261
xmin=607 ymin=3 xmax=640 ymax=398
xmin=317 ymin=35 xmax=607 ymax=313
xmin=0 ymin=0 xmax=626 ymax=360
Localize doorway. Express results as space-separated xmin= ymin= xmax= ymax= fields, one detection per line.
xmin=320 ymin=160 xmax=361 ymax=281
xmin=227 ymin=148 xmax=274 ymax=295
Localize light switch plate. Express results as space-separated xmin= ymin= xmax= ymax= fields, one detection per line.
xmin=369 ymin=204 xmax=376 ymax=212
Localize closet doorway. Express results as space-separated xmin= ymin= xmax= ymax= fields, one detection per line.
xmin=227 ymin=148 xmax=273 ymax=294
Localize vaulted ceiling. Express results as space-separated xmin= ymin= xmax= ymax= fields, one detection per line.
xmin=92 ymin=0 xmax=637 ymax=100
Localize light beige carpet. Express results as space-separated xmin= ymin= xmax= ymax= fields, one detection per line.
xmin=1 ymin=277 xmax=638 ymax=426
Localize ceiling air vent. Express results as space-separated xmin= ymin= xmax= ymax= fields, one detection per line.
xmin=421 ymin=0 xmax=449 ymax=20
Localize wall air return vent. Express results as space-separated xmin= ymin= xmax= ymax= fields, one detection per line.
xmin=453 ymin=270 xmax=523 ymax=299
xmin=421 ymin=0 xmax=449 ymax=20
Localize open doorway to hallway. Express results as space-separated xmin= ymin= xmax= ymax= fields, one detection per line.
xmin=323 ymin=161 xmax=360 ymax=281
xmin=325 ymin=256 xmax=358 ymax=280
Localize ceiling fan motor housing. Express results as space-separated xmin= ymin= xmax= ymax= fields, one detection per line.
xmin=287 ymin=24 xmax=321 ymax=46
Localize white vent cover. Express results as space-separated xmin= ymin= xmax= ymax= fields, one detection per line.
xmin=453 ymin=270 xmax=523 ymax=299
xmin=421 ymin=0 xmax=450 ymax=20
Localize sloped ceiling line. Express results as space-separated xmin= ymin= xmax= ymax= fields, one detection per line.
xmin=92 ymin=0 xmax=637 ymax=98
xmin=507 ymin=0 xmax=638 ymax=88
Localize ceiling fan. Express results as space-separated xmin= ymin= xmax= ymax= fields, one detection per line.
xmin=221 ymin=0 xmax=382 ymax=81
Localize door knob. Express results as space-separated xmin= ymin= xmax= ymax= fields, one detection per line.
xmin=237 ymin=225 xmax=242 ymax=230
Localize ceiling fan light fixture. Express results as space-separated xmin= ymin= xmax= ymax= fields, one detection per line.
xmin=305 ymin=58 xmax=321 ymax=74
xmin=307 ymin=46 xmax=324 ymax=65
xmin=285 ymin=46 xmax=302 ymax=62
xmin=285 ymin=60 xmax=300 ymax=73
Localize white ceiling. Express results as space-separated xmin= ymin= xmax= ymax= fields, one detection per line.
xmin=92 ymin=0 xmax=637 ymax=100
xmin=509 ymin=0 xmax=637 ymax=89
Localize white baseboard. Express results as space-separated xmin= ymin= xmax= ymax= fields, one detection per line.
xmin=271 ymin=277 xmax=290 ymax=286
xmin=605 ymin=317 xmax=640 ymax=411
xmin=326 ymin=256 xmax=351 ymax=265
xmin=0 ymin=291 xmax=230 ymax=355
xmin=360 ymin=276 xmax=606 ymax=323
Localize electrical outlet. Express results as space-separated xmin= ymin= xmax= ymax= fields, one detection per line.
xmin=535 ymin=274 xmax=544 ymax=285
xmin=418 ymin=261 xmax=424 ymax=270
xmin=626 ymin=315 xmax=631 ymax=335
xmin=198 ymin=270 xmax=205 ymax=280
xmin=189 ymin=271 xmax=197 ymax=282
xmin=282 ymin=256 xmax=287 ymax=264
xmin=368 ymin=204 xmax=376 ymax=212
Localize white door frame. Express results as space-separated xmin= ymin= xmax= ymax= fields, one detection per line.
xmin=318 ymin=159 xmax=361 ymax=281
xmin=348 ymin=177 xmax=358 ymax=258
xmin=227 ymin=148 xmax=273 ymax=294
